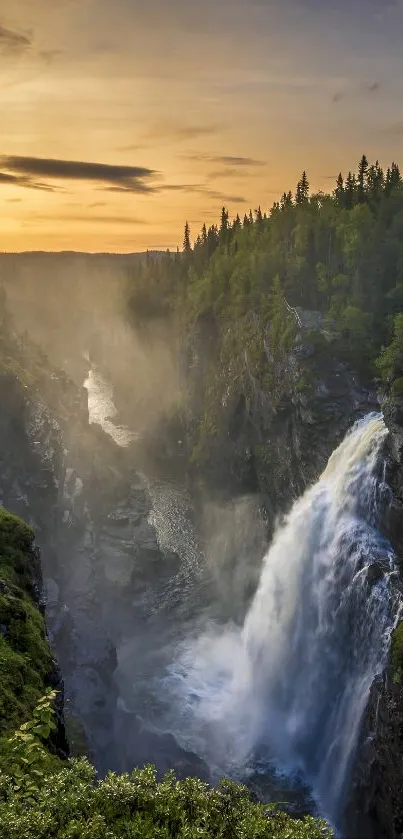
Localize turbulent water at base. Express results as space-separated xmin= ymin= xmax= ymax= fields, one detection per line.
xmin=164 ymin=414 xmax=398 ymax=830
xmin=78 ymin=367 xmax=399 ymax=831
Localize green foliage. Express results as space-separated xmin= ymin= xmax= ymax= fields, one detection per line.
xmin=2 ymin=690 xmax=60 ymax=802
xmin=120 ymin=155 xmax=403 ymax=464
xmin=63 ymin=713 xmax=91 ymax=759
xmin=0 ymin=508 xmax=35 ymax=589
xmin=0 ymin=755 xmax=333 ymax=839
xmin=0 ymin=510 xmax=53 ymax=746
xmin=126 ymin=155 xmax=403 ymax=406
xmin=391 ymin=621 xmax=403 ymax=685
xmin=376 ymin=313 xmax=403 ymax=387
xmin=392 ymin=377 xmax=403 ymax=395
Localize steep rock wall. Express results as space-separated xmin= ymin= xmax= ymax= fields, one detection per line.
xmin=0 ymin=507 xmax=68 ymax=760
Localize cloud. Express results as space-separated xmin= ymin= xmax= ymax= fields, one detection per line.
xmin=147 ymin=123 xmax=219 ymax=143
xmin=184 ymin=153 xmax=266 ymax=166
xmin=0 ymin=155 xmax=157 ymax=193
xmin=161 ymin=183 xmax=203 ymax=193
xmin=159 ymin=182 xmax=247 ymax=203
xmin=0 ymin=25 xmax=31 ymax=53
xmin=203 ymin=189 xmax=247 ymax=203
xmin=208 ymin=168 xmax=243 ymax=179
xmin=28 ymin=213 xmax=148 ymax=225
xmin=40 ymin=49 xmax=63 ymax=64
xmin=208 ymin=155 xmax=265 ymax=166
xmin=0 ymin=171 xmax=56 ymax=191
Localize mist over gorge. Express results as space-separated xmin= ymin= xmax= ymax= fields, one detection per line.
xmin=2 ymin=159 xmax=403 ymax=839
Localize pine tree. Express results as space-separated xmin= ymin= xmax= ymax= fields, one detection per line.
xmin=207 ymin=224 xmax=219 ymax=257
xmin=295 ymin=171 xmax=309 ymax=205
xmin=391 ymin=161 xmax=401 ymax=187
xmin=385 ymin=162 xmax=401 ymax=196
xmin=243 ymin=213 xmax=249 ymax=229
xmin=301 ymin=171 xmax=309 ymax=201
xmin=201 ymin=223 xmax=207 ymax=245
xmin=280 ymin=191 xmax=293 ymax=211
xmin=183 ymin=221 xmax=191 ymax=253
xmin=344 ymin=171 xmax=356 ymax=209
xmin=255 ymin=206 xmax=263 ymax=227
xmin=334 ymin=173 xmax=345 ymax=207
xmin=233 ymin=214 xmax=241 ymax=233
xmin=366 ymin=160 xmax=384 ymax=203
xmin=220 ymin=206 xmax=229 ymax=236
xmin=357 ymin=154 xmax=368 ymax=203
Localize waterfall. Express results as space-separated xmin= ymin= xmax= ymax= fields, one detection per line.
xmin=165 ymin=414 xmax=398 ymax=828
xmin=83 ymin=366 xmax=135 ymax=447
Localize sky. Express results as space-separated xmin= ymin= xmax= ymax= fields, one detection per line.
xmin=1 ymin=0 xmax=403 ymax=252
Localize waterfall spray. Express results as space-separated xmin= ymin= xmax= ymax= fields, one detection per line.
xmin=166 ymin=414 xmax=398 ymax=828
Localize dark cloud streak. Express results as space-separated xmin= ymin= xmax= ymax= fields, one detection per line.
xmin=0 ymin=155 xmax=157 ymax=193
xmin=0 ymin=171 xmax=56 ymax=191
xmin=160 ymin=182 xmax=247 ymax=202
xmin=184 ymin=153 xmax=266 ymax=166
xmin=0 ymin=25 xmax=31 ymax=52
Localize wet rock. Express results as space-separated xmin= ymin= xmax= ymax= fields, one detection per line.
xmin=114 ymin=704 xmax=210 ymax=782
xmin=345 ymin=673 xmax=403 ymax=839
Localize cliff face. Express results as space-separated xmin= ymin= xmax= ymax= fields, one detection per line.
xmin=152 ymin=310 xmax=403 ymax=838
xmin=2 ymin=305 xmax=403 ymax=834
xmin=0 ymin=507 xmax=68 ymax=760
xmin=164 ymin=309 xmax=378 ymax=514
xmin=0 ymin=326 xmax=209 ymax=779
xmin=344 ymin=396 xmax=403 ymax=839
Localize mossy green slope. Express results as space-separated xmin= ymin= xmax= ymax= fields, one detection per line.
xmin=0 ymin=509 xmax=52 ymax=739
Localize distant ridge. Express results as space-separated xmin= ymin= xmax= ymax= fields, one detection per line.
xmin=0 ymin=250 xmax=165 ymax=258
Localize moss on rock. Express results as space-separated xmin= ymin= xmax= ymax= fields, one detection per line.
xmin=0 ymin=509 xmax=53 ymax=739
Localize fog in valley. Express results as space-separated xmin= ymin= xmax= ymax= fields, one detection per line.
xmin=0 ymin=252 xmax=400 ymax=834
xmin=0 ymin=251 xmax=271 ymax=792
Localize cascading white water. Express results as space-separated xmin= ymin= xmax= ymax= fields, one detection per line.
xmin=165 ymin=414 xmax=398 ymax=828
xmin=84 ymin=364 xmax=135 ymax=447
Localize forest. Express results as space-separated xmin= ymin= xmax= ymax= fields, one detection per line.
xmin=127 ymin=154 xmax=403 ymax=393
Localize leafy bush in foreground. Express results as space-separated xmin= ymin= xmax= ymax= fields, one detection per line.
xmin=0 ymin=759 xmax=332 ymax=839
xmin=0 ymin=694 xmax=333 ymax=839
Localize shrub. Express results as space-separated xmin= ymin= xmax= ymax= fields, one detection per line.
xmin=0 ymin=694 xmax=333 ymax=839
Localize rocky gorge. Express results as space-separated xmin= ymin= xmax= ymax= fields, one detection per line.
xmin=0 ymin=285 xmax=403 ymax=838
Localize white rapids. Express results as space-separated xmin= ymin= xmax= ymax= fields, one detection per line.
xmin=84 ymin=365 xmax=135 ymax=447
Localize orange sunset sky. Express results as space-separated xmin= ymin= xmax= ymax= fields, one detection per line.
xmin=1 ymin=0 xmax=403 ymax=252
